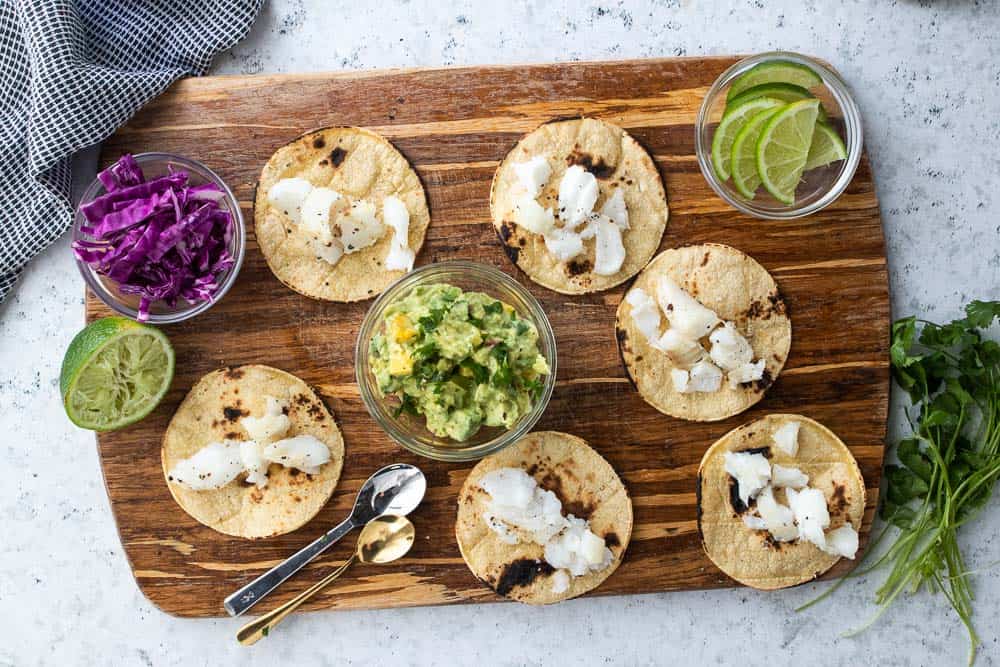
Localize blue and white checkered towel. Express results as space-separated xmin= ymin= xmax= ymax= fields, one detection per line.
xmin=0 ymin=0 xmax=262 ymax=303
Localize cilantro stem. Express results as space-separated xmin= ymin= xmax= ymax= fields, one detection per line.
xmin=799 ymin=300 xmax=1000 ymax=665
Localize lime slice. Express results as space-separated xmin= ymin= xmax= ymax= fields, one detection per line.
xmin=61 ymin=317 xmax=175 ymax=431
xmin=804 ymin=121 xmax=848 ymax=171
xmin=727 ymin=61 xmax=823 ymax=101
xmin=726 ymin=82 xmax=828 ymax=121
xmin=755 ymin=99 xmax=821 ymax=205
xmin=730 ymin=106 xmax=783 ymax=199
xmin=710 ymin=96 xmax=785 ymax=181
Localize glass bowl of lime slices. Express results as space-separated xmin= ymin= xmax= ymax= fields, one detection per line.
xmin=695 ymin=51 xmax=863 ymax=219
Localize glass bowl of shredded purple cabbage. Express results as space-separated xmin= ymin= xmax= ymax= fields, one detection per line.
xmin=73 ymin=153 xmax=245 ymax=323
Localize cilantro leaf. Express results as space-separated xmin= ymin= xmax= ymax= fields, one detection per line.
xmin=964 ymin=300 xmax=1000 ymax=329
xmin=483 ymin=300 xmax=504 ymax=315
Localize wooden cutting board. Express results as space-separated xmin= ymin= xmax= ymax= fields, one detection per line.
xmin=88 ymin=56 xmax=889 ymax=617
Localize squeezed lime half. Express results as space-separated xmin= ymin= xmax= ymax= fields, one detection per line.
xmin=755 ymin=99 xmax=821 ymax=205
xmin=60 ymin=317 xmax=175 ymax=431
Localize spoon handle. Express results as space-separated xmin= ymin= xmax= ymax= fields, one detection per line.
xmin=237 ymin=555 xmax=357 ymax=646
xmin=224 ymin=516 xmax=356 ymax=617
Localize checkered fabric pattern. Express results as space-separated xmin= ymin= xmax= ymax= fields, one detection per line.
xmin=0 ymin=0 xmax=262 ymax=302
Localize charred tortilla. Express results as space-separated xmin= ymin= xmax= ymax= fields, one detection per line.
xmin=255 ymin=126 xmax=430 ymax=302
xmin=455 ymin=431 xmax=632 ymax=604
xmin=490 ymin=117 xmax=668 ymax=294
xmin=161 ymin=365 xmax=344 ymax=539
xmin=615 ymin=243 xmax=791 ymax=421
xmin=697 ymin=414 xmax=866 ymax=590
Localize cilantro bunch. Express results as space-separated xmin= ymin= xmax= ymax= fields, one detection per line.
xmin=804 ymin=300 xmax=1000 ymax=664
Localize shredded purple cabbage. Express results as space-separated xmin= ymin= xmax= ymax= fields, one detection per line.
xmin=73 ymin=155 xmax=236 ymax=321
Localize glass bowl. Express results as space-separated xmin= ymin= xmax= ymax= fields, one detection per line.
xmin=73 ymin=152 xmax=245 ymax=324
xmin=355 ymin=261 xmax=558 ymax=462
xmin=695 ymin=51 xmax=863 ymax=219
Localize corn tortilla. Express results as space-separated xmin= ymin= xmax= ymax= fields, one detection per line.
xmin=456 ymin=431 xmax=632 ymax=604
xmin=161 ymin=365 xmax=344 ymax=539
xmin=490 ymin=117 xmax=668 ymax=294
xmin=697 ymin=414 xmax=866 ymax=590
xmin=615 ymin=243 xmax=791 ymax=422
xmin=255 ymin=126 xmax=430 ymax=301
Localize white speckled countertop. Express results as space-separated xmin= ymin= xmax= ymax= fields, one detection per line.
xmin=2 ymin=1 xmax=999 ymax=665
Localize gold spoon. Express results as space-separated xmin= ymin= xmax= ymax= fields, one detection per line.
xmin=237 ymin=515 xmax=416 ymax=645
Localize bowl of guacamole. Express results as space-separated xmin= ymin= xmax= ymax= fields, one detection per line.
xmin=357 ymin=261 xmax=557 ymax=461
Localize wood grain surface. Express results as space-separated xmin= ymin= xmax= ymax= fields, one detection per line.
xmin=87 ymin=56 xmax=890 ymax=617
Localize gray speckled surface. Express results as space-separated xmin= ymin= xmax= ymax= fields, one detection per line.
xmin=2 ymin=1 xmax=999 ymax=665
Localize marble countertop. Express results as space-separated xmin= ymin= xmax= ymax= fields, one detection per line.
xmin=2 ymin=1 xmax=999 ymax=665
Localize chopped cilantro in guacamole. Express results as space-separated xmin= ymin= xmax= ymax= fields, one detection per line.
xmin=369 ymin=283 xmax=550 ymax=441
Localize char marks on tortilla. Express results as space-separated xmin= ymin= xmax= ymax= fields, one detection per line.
xmin=254 ymin=126 xmax=430 ymax=302
xmin=455 ymin=431 xmax=633 ymax=605
xmin=161 ymin=365 xmax=344 ymax=539
xmin=490 ymin=117 xmax=668 ymax=294
xmin=697 ymin=414 xmax=866 ymax=590
xmin=615 ymin=243 xmax=791 ymax=422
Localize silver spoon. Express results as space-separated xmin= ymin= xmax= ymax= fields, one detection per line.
xmin=237 ymin=515 xmax=416 ymax=645
xmin=223 ymin=463 xmax=426 ymax=616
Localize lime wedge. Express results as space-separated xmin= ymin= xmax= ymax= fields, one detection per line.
xmin=710 ymin=96 xmax=785 ymax=181
xmin=804 ymin=121 xmax=848 ymax=171
xmin=726 ymin=82 xmax=828 ymax=121
xmin=727 ymin=61 xmax=822 ymax=101
xmin=61 ymin=317 xmax=175 ymax=431
xmin=755 ymin=99 xmax=821 ymax=205
xmin=730 ymin=106 xmax=783 ymax=199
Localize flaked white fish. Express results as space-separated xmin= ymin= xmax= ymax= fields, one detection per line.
xmin=514 ymin=193 xmax=556 ymax=236
xmin=600 ymin=188 xmax=629 ymax=230
xmin=727 ymin=359 xmax=766 ymax=388
xmin=263 ymin=435 xmax=331 ymax=475
xmin=512 ymin=156 xmax=552 ymax=198
xmin=382 ymin=195 xmax=415 ymax=272
xmin=670 ymin=368 xmax=690 ymax=393
xmin=240 ymin=440 xmax=269 ymax=488
xmin=686 ymin=358 xmax=723 ymax=393
xmin=550 ymin=569 xmax=570 ymax=594
xmin=755 ymin=485 xmax=799 ymax=542
xmin=241 ymin=396 xmax=290 ymax=444
xmin=544 ymin=515 xmax=612 ymax=577
xmin=771 ymin=463 xmax=809 ymax=489
xmin=267 ymin=177 xmax=314 ymax=224
xmin=821 ymin=524 xmax=859 ymax=559
xmin=656 ymin=276 xmax=721 ymax=340
xmin=724 ymin=450 xmax=771 ymax=505
xmin=479 ymin=467 xmax=613 ymax=585
xmin=772 ymin=421 xmax=801 ymax=457
xmin=168 ymin=440 xmax=244 ymax=491
xmin=479 ymin=467 xmax=568 ymax=545
xmin=655 ymin=329 xmax=705 ymax=368
xmin=591 ymin=214 xmax=625 ymax=276
xmin=786 ymin=486 xmax=830 ymax=549
xmin=299 ymin=186 xmax=341 ymax=246
xmin=626 ymin=288 xmax=662 ymax=344
xmin=339 ymin=200 xmax=383 ymax=254
xmin=709 ymin=322 xmax=754 ymax=371
xmin=558 ymin=165 xmax=599 ymax=228
xmin=543 ymin=227 xmax=584 ymax=262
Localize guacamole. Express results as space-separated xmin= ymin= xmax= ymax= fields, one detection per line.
xmin=369 ymin=283 xmax=550 ymax=441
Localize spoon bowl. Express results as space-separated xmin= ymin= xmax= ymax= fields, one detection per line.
xmin=358 ymin=515 xmax=416 ymax=564
xmin=355 ymin=463 xmax=427 ymax=523
xmin=224 ymin=464 xmax=426 ymax=617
